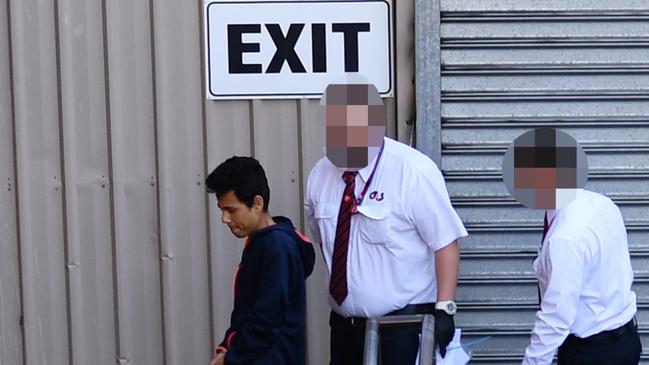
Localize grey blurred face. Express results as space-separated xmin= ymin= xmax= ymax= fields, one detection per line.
xmin=502 ymin=128 xmax=588 ymax=209
xmin=322 ymin=84 xmax=386 ymax=169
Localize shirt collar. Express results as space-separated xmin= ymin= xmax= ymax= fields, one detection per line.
xmin=358 ymin=139 xmax=385 ymax=181
xmin=358 ymin=152 xmax=378 ymax=181
xmin=546 ymin=188 xmax=585 ymax=224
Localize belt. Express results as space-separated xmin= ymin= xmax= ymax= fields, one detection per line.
xmin=330 ymin=303 xmax=436 ymax=327
xmin=566 ymin=318 xmax=637 ymax=344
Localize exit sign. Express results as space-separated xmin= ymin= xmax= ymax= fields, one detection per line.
xmin=203 ymin=0 xmax=393 ymax=99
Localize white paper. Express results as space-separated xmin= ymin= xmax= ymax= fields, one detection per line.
xmin=435 ymin=328 xmax=471 ymax=365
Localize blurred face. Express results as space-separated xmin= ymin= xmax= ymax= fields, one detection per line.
xmin=502 ymin=128 xmax=588 ymax=209
xmin=217 ymin=191 xmax=263 ymax=238
xmin=324 ymin=84 xmax=386 ymax=169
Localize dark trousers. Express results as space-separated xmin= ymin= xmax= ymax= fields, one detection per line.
xmin=329 ymin=304 xmax=434 ymax=365
xmin=558 ymin=320 xmax=642 ymax=365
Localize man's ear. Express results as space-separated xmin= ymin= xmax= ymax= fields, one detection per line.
xmin=252 ymin=195 xmax=265 ymax=212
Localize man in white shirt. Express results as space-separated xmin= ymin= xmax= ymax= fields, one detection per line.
xmin=305 ymin=83 xmax=468 ymax=365
xmin=524 ymin=190 xmax=640 ymax=365
xmin=503 ymin=128 xmax=641 ymax=365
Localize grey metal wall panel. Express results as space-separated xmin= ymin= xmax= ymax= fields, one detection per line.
xmin=442 ymin=0 xmax=649 ymax=12
xmin=454 ymin=201 xmax=649 ymax=224
xmin=457 ymin=276 xmax=649 ymax=304
xmin=152 ymin=0 xmax=211 ymax=363
xmin=298 ymin=98 xmax=331 ymax=365
xmin=459 ymin=250 xmax=649 ymax=277
xmin=457 ymin=225 xmax=649 ymax=254
xmin=57 ymin=0 xmax=116 ymax=363
xmin=443 ymin=18 xmax=649 ymax=39
xmin=442 ymin=48 xmax=649 ymax=68
xmin=415 ymin=0 xmax=442 ymax=163
xmin=395 ymin=0 xmax=415 ymax=143
xmin=443 ymin=74 xmax=649 ymax=93
xmin=9 ymin=0 xmax=70 ymax=363
xmin=443 ymin=100 xmax=649 ymax=118
xmin=252 ymin=100 xmax=301 ymax=221
xmin=105 ymin=1 xmax=163 ymax=363
xmin=443 ymin=126 xmax=649 ymax=145
xmin=442 ymin=149 xmax=649 ymax=172
xmin=204 ymin=100 xmax=253 ymax=352
xmin=447 ymin=177 xmax=649 ymax=200
xmin=0 ymin=0 xmax=22 ymax=363
xmin=434 ymin=1 xmax=649 ymax=362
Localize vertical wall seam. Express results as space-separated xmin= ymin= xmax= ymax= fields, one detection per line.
xmin=197 ymin=0 xmax=215 ymax=351
xmin=295 ymin=100 xmax=305 ymax=232
xmin=5 ymin=0 xmax=26 ymax=363
xmin=100 ymin=0 xmax=121 ymax=360
xmin=52 ymin=0 xmax=74 ymax=363
xmin=390 ymin=0 xmax=399 ymax=138
xmin=148 ymin=0 xmax=167 ymax=363
xmin=294 ymin=99 xmax=309 ymax=363
xmin=249 ymin=101 xmax=255 ymax=157
xmin=432 ymin=0 xmax=442 ymax=163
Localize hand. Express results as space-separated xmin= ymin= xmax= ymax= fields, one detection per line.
xmin=209 ymin=352 xmax=225 ymax=365
xmin=434 ymin=309 xmax=455 ymax=358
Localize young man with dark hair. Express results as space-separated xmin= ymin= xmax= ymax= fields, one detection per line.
xmin=206 ymin=156 xmax=315 ymax=365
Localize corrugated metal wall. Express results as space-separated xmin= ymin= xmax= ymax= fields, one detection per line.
xmin=431 ymin=0 xmax=649 ymax=363
xmin=0 ymin=1 xmax=414 ymax=364
xmin=6 ymin=0 xmax=647 ymax=364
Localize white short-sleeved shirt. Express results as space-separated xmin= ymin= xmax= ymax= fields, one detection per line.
xmin=305 ymin=137 xmax=467 ymax=317
xmin=522 ymin=189 xmax=637 ymax=365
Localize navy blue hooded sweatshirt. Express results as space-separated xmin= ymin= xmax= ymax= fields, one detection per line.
xmin=218 ymin=216 xmax=315 ymax=365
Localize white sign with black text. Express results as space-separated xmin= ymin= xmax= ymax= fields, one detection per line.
xmin=203 ymin=0 xmax=393 ymax=99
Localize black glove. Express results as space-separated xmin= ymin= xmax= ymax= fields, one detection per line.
xmin=434 ymin=309 xmax=455 ymax=358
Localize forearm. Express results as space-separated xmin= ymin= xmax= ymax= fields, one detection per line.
xmin=522 ymin=313 xmax=568 ymax=365
xmin=435 ymin=240 xmax=459 ymax=301
xmin=523 ymin=238 xmax=583 ymax=365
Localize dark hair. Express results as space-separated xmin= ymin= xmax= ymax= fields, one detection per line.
xmin=205 ymin=156 xmax=270 ymax=211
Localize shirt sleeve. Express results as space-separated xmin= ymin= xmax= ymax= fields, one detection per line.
xmin=409 ymin=164 xmax=467 ymax=251
xmin=224 ymin=241 xmax=291 ymax=365
xmin=522 ymin=236 xmax=590 ymax=365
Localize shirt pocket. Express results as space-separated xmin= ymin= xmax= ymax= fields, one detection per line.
xmin=314 ymin=203 xmax=338 ymax=245
xmin=315 ymin=202 xmax=337 ymax=219
xmin=357 ymin=205 xmax=391 ymax=245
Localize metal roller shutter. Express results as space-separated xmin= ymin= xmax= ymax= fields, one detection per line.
xmin=424 ymin=1 xmax=649 ymax=363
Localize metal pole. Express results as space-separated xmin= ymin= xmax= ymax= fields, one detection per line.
xmin=363 ymin=318 xmax=380 ymax=365
xmin=419 ymin=314 xmax=436 ymax=365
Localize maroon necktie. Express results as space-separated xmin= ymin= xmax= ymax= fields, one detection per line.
xmin=329 ymin=171 xmax=357 ymax=305
xmin=541 ymin=212 xmax=550 ymax=244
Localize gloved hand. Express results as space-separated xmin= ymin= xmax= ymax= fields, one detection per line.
xmin=434 ymin=309 xmax=455 ymax=358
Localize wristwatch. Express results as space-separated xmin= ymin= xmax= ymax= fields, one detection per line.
xmin=435 ymin=300 xmax=457 ymax=315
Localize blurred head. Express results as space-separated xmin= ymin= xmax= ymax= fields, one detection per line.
xmin=502 ymin=128 xmax=588 ymax=209
xmin=321 ymin=83 xmax=387 ymax=169
xmin=206 ymin=156 xmax=270 ymax=237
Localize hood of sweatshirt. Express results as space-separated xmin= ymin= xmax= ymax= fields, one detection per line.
xmin=252 ymin=216 xmax=316 ymax=278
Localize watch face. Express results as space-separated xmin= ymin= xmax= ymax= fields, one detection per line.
xmin=436 ymin=301 xmax=457 ymax=314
